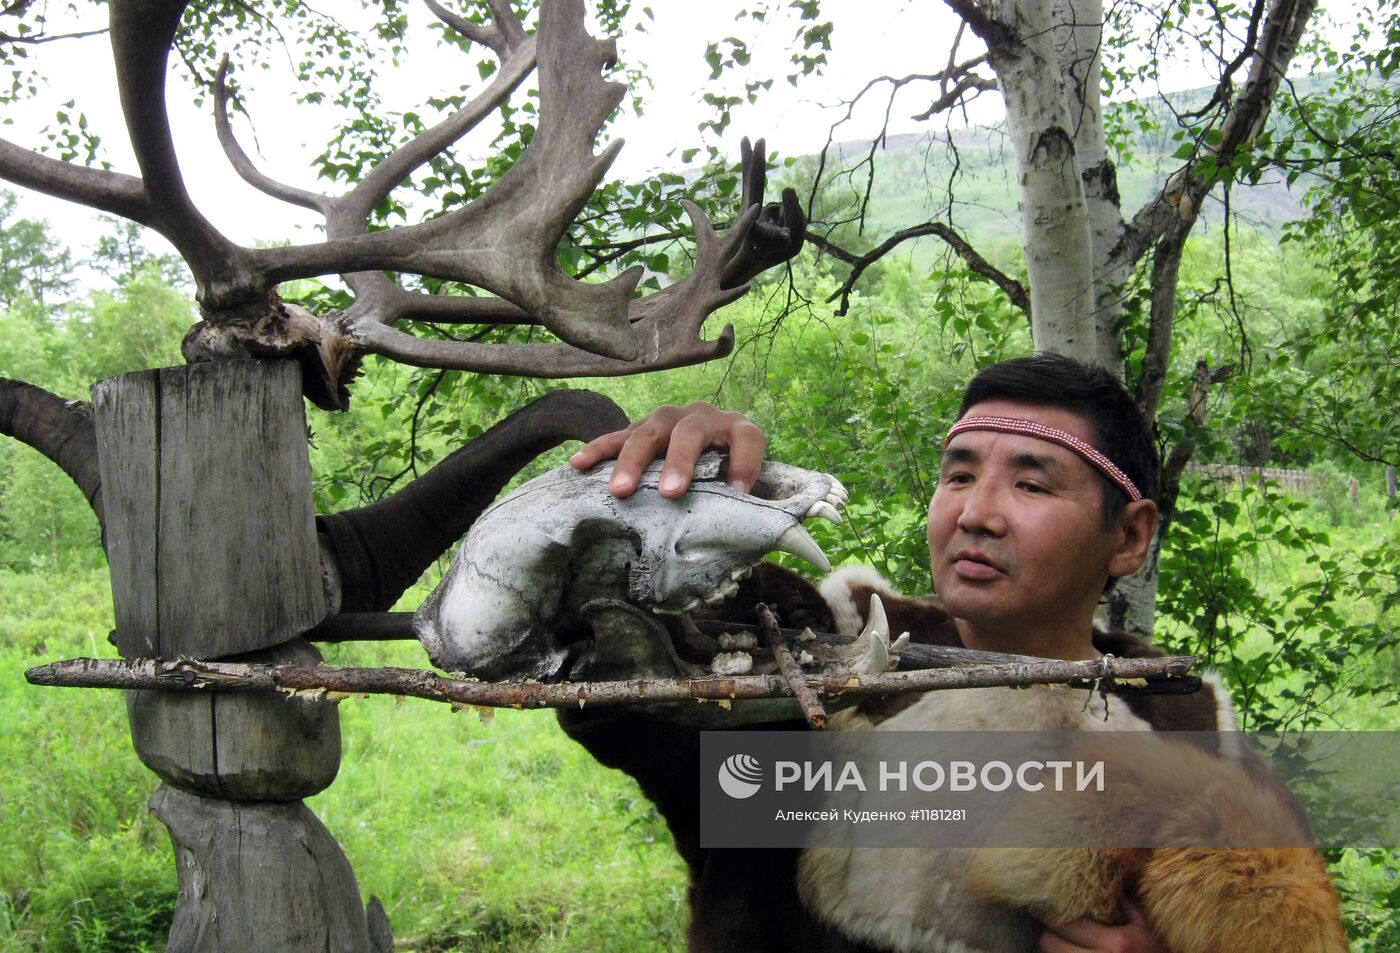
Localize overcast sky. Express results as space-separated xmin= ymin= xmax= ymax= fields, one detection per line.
xmin=2 ymin=0 xmax=1356 ymax=264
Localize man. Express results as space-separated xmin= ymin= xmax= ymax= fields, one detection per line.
xmin=565 ymin=356 xmax=1182 ymax=953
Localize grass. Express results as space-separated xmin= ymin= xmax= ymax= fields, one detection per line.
xmin=0 ymin=571 xmax=688 ymax=952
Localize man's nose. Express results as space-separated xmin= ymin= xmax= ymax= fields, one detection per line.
xmin=955 ymin=481 xmax=1008 ymax=537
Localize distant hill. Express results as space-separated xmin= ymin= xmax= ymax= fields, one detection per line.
xmin=790 ymin=78 xmax=1334 ymax=258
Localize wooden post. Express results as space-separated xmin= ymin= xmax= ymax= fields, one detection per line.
xmin=92 ymin=361 xmax=387 ymax=952
xmin=92 ymin=361 xmax=326 ymax=659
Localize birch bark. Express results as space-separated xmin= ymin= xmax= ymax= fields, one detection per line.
xmin=985 ymin=0 xmax=1099 ymax=363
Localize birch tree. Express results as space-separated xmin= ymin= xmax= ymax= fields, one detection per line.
xmin=723 ymin=0 xmax=1319 ymax=632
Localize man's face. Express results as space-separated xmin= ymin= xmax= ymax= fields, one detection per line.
xmin=927 ymin=399 xmax=1127 ymax=635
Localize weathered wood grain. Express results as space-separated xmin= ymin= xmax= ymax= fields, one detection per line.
xmin=92 ymin=370 xmax=160 ymax=656
xmin=150 ymin=785 xmax=379 ymax=953
xmin=93 ymin=361 xmax=326 ymax=658
xmin=126 ymin=639 xmax=341 ymax=800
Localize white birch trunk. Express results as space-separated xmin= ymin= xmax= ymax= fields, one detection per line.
xmin=988 ymin=0 xmax=1097 ymax=363
xmin=984 ymin=0 xmax=1151 ymax=631
xmin=1053 ymin=0 xmax=1129 ymax=372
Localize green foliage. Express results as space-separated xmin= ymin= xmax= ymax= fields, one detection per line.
xmin=0 ymin=570 xmax=174 ymax=952
xmin=0 ymin=193 xmax=73 ymax=311
xmin=0 ymin=573 xmax=687 ymax=951
xmin=0 ymin=239 xmax=193 ymax=572
xmin=1262 ymin=7 xmax=1400 ymax=472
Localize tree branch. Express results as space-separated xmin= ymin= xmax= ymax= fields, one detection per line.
xmin=424 ymin=0 xmax=528 ymax=58
xmin=0 ymin=26 xmax=107 ymax=43
xmin=108 ymin=0 xmax=251 ymax=306
xmin=1134 ymin=224 xmax=1190 ymax=420
xmin=911 ymin=72 xmax=998 ymax=121
xmin=1110 ymin=0 xmax=1318 ymax=273
xmin=807 ymin=223 xmax=1029 ymax=317
xmin=26 ymin=652 xmax=1198 ymax=711
xmin=1158 ymin=358 xmax=1236 ymax=528
xmin=0 ymin=135 xmax=153 ymax=224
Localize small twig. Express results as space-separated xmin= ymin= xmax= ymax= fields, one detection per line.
xmin=25 ymin=654 xmax=1198 ymax=713
xmin=756 ymin=603 xmax=827 ymax=729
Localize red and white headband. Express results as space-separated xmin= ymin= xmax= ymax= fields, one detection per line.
xmin=943 ymin=415 xmax=1143 ymax=502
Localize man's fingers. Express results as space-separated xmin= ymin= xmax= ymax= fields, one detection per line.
xmin=1038 ymin=904 xmax=1159 ymax=953
xmin=567 ymin=401 xmax=769 ymax=499
xmin=569 ymin=427 xmax=634 ymax=473
xmin=659 ymin=415 xmax=718 ymax=498
xmin=724 ymin=419 xmax=767 ymax=494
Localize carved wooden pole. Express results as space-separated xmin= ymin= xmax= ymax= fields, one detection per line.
xmin=92 ymin=360 xmax=387 ymax=952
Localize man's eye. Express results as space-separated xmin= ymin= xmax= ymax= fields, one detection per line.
xmin=1018 ymin=481 xmax=1048 ymax=494
xmin=942 ymin=472 xmax=973 ymax=485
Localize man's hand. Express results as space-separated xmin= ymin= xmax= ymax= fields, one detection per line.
xmin=569 ymin=401 xmax=767 ymax=499
xmin=1039 ymin=901 xmax=1165 ymax=953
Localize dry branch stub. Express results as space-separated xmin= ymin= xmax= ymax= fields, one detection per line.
xmin=92 ymin=360 xmax=327 ymax=659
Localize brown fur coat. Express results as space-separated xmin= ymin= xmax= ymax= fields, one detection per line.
xmin=560 ymin=564 xmax=1345 ymax=953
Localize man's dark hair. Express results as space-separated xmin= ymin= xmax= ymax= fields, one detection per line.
xmin=958 ymin=354 xmax=1161 ymax=527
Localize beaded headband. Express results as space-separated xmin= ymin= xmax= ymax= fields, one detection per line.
xmin=943 ymin=415 xmax=1143 ymax=502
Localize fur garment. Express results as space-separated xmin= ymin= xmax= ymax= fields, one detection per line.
xmin=799 ymin=569 xmax=1346 ymax=953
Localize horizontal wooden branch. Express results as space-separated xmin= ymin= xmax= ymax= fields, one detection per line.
xmin=304 ymin=611 xmax=1200 ymax=693
xmin=26 ymin=653 xmax=1197 ymax=712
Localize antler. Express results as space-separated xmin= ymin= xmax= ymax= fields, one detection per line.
xmin=0 ymin=0 xmax=809 ymax=408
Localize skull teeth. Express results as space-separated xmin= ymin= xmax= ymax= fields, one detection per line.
xmin=718 ymin=631 xmax=757 ymax=651
xmin=805 ymin=500 xmax=844 ymax=525
xmin=845 ymin=593 xmax=904 ymax=674
xmin=776 ymin=524 xmax=831 ymax=573
xmin=859 ymin=593 xmax=890 ymax=646
xmin=826 ymin=477 xmax=849 ymax=504
xmin=854 ymin=629 xmax=889 ymax=675
xmin=711 ymin=651 xmax=754 ymax=676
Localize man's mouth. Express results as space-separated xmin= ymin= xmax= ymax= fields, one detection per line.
xmin=950 ymin=549 xmax=1006 ymax=580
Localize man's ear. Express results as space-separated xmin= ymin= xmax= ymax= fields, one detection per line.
xmin=1107 ymin=499 xmax=1159 ymax=578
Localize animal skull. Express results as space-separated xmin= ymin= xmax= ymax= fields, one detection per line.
xmin=414 ymin=452 xmax=849 ymax=681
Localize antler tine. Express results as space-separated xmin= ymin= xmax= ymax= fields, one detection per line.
xmin=424 ymin=0 xmax=528 ymax=58
xmin=330 ymin=28 xmax=537 ymax=231
xmin=348 ymin=197 xmax=764 ymax=377
xmin=258 ymin=0 xmax=643 ymax=361
xmin=722 ymin=136 xmax=807 ymax=288
xmin=109 ymin=0 xmax=252 ymax=310
xmin=214 ymin=58 xmax=330 ymax=215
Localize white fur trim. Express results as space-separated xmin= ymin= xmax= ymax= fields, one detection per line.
xmin=819 ymin=564 xmax=896 ymax=636
xmin=1202 ymin=671 xmax=1244 ymax=759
